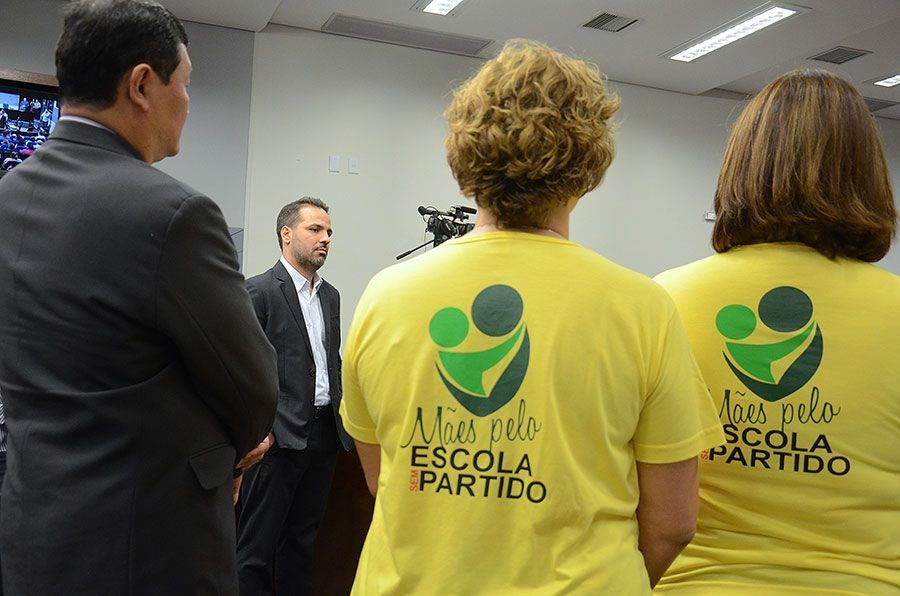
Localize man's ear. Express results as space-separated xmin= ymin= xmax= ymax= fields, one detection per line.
xmin=125 ymin=64 xmax=154 ymax=112
xmin=280 ymin=225 xmax=292 ymax=246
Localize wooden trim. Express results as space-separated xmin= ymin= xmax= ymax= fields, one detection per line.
xmin=0 ymin=68 xmax=58 ymax=89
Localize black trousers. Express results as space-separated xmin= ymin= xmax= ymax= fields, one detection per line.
xmin=236 ymin=407 xmax=339 ymax=596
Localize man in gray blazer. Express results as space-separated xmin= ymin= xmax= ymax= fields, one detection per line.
xmin=237 ymin=198 xmax=353 ymax=595
xmin=0 ymin=1 xmax=278 ymax=594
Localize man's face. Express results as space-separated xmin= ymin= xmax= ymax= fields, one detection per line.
xmin=153 ymin=44 xmax=191 ymax=160
xmin=285 ymin=206 xmax=332 ymax=273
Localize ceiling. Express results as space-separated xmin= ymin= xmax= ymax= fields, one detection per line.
xmin=159 ymin=0 xmax=900 ymax=120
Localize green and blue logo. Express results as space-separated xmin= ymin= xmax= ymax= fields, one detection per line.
xmin=428 ymin=284 xmax=529 ymax=417
xmin=716 ymin=286 xmax=823 ymax=402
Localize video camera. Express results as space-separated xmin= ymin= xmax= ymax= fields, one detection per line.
xmin=396 ymin=204 xmax=477 ymax=260
xmin=417 ymin=205 xmax=476 ymax=247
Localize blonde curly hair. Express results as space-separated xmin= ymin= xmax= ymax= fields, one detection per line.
xmin=445 ymin=40 xmax=620 ymax=228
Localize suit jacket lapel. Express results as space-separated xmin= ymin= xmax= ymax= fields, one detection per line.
xmin=319 ymin=284 xmax=335 ymax=354
xmin=274 ymin=261 xmax=313 ymax=357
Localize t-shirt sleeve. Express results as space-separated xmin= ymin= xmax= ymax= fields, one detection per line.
xmin=633 ymin=308 xmax=725 ymax=463
xmin=339 ymin=293 xmax=378 ymax=445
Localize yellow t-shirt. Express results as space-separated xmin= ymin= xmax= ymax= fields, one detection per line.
xmin=654 ymin=243 xmax=900 ymax=596
xmin=340 ymin=231 xmax=723 ymax=595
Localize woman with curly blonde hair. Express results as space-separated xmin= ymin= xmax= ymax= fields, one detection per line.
xmin=339 ymin=40 xmax=722 ymax=594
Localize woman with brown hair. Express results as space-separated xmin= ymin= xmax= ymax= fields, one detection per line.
xmin=655 ymin=69 xmax=899 ymax=595
xmin=339 ymin=40 xmax=723 ymax=594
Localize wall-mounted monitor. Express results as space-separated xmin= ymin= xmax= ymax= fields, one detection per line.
xmin=0 ymin=69 xmax=59 ymax=178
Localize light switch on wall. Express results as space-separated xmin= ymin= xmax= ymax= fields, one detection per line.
xmin=328 ymin=155 xmax=341 ymax=173
xmin=348 ymin=157 xmax=359 ymax=175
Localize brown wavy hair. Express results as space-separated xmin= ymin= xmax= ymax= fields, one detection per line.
xmin=445 ymin=40 xmax=620 ymax=228
xmin=713 ymin=69 xmax=896 ymax=261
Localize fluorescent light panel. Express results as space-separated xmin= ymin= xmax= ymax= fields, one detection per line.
xmin=670 ymin=6 xmax=797 ymax=62
xmin=873 ymin=74 xmax=900 ymax=88
xmin=423 ymin=0 xmax=465 ymax=15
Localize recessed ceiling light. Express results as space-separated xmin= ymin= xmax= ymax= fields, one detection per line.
xmin=873 ymin=74 xmax=900 ymax=88
xmin=422 ymin=0 xmax=465 ymax=16
xmin=668 ymin=4 xmax=804 ymax=63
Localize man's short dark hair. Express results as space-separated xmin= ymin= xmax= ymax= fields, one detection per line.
xmin=276 ymin=197 xmax=329 ymax=249
xmin=55 ymin=0 xmax=188 ymax=108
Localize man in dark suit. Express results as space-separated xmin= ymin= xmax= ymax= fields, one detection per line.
xmin=237 ymin=197 xmax=353 ymax=595
xmin=0 ymin=390 xmax=6 ymax=596
xmin=0 ymin=1 xmax=278 ymax=594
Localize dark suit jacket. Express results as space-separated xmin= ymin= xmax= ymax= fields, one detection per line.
xmin=0 ymin=120 xmax=278 ymax=595
xmin=246 ymin=261 xmax=352 ymax=452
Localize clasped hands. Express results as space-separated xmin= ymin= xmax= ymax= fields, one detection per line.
xmin=232 ymin=432 xmax=275 ymax=505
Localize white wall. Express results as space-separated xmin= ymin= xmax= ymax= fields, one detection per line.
xmin=244 ymin=26 xmax=900 ymax=331
xmin=244 ymin=26 xmax=486 ymax=323
xmin=0 ymin=0 xmax=63 ymax=75
xmin=0 ymin=0 xmax=253 ymax=227
xmin=574 ymin=81 xmax=739 ymax=275
xmin=158 ymin=21 xmax=254 ymax=228
xmin=875 ymin=116 xmax=900 ymax=274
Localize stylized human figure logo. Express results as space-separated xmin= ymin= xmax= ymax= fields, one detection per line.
xmin=716 ymin=286 xmax=823 ymax=402
xmin=428 ymin=284 xmax=529 ymax=416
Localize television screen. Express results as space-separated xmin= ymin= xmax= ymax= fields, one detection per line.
xmin=0 ymin=79 xmax=60 ymax=175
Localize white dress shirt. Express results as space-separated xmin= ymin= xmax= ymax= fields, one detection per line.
xmin=58 ymin=115 xmax=114 ymax=132
xmin=280 ymin=256 xmax=330 ymax=406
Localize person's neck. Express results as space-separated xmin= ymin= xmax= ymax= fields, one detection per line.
xmin=470 ymin=201 xmax=573 ymax=240
xmin=61 ymin=104 xmax=155 ymax=163
xmin=282 ymin=254 xmax=318 ymax=292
